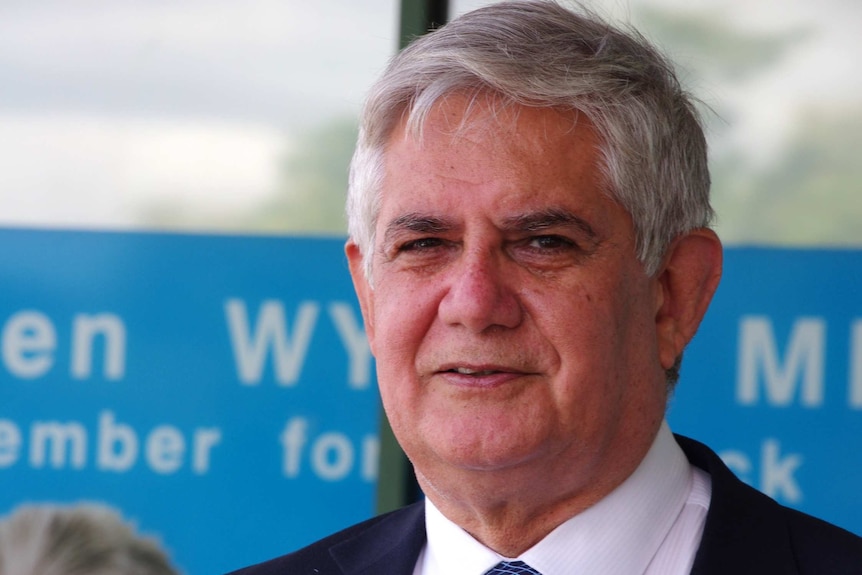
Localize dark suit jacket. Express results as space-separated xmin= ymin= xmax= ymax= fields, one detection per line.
xmin=228 ymin=436 xmax=862 ymax=574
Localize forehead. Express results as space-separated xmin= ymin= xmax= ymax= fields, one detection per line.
xmin=378 ymin=95 xmax=613 ymax=224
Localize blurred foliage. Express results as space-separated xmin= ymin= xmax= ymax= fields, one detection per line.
xmin=634 ymin=4 xmax=860 ymax=247
xmin=712 ymin=108 xmax=862 ymax=245
xmin=635 ymin=5 xmax=811 ymax=82
xmin=243 ymin=117 xmax=357 ymax=235
xmin=139 ymin=117 xmax=357 ymax=236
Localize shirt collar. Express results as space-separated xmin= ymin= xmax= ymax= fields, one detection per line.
xmin=422 ymin=421 xmax=693 ymax=575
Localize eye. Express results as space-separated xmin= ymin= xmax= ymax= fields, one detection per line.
xmin=399 ymin=237 xmax=445 ymax=252
xmin=387 ymin=236 xmax=455 ymax=269
xmin=510 ymin=234 xmax=584 ymax=269
xmin=526 ymin=235 xmax=576 ymax=251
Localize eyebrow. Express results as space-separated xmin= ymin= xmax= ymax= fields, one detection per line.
xmin=502 ymin=208 xmax=597 ymax=240
xmin=381 ymin=207 xmax=598 ymax=246
xmin=382 ymin=213 xmax=455 ymax=245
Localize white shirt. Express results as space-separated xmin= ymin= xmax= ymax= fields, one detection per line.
xmin=412 ymin=421 xmax=711 ymax=575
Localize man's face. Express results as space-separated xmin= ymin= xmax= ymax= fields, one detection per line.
xmin=349 ymin=95 xmax=672 ymax=503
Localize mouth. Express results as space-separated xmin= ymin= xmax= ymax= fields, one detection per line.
xmin=435 ymin=364 xmax=533 ymax=387
xmin=447 ymin=367 xmax=506 ymax=376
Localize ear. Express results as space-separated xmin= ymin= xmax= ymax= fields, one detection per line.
xmin=654 ymin=228 xmax=723 ymax=371
xmin=345 ymin=240 xmax=376 ymax=352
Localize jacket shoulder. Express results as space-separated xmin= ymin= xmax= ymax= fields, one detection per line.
xmin=676 ymin=434 xmax=862 ymax=575
xmin=224 ymin=501 xmax=426 ymax=575
xmin=784 ymin=506 xmax=862 ymax=574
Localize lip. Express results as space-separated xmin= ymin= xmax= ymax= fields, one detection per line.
xmin=434 ymin=363 xmax=533 ymax=388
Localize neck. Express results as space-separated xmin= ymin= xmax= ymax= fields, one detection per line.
xmin=415 ymin=425 xmax=662 ymax=556
xmin=417 ymin=463 xmax=629 ymax=557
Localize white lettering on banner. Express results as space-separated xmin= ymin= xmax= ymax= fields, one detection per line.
xmin=361 ymin=435 xmax=379 ymax=482
xmin=1 ymin=310 xmax=127 ymax=381
xmin=720 ymin=439 xmax=804 ymax=504
xmin=0 ymin=411 xmax=221 ymax=475
xmin=737 ymin=316 xmax=825 ymax=407
xmin=0 ymin=420 xmax=22 ymax=467
xmin=761 ymin=440 xmax=804 ymax=502
xmin=225 ymin=299 xmax=319 ymax=386
xmin=312 ymin=433 xmax=354 ymax=481
xmin=98 ymin=410 xmax=138 ymax=471
xmin=850 ymin=320 xmax=862 ymax=409
xmin=328 ymin=302 xmax=373 ymax=390
xmin=193 ymin=428 xmax=222 ymax=473
xmin=279 ymin=416 xmax=378 ymax=482
xmin=31 ymin=420 xmax=88 ymax=469
xmin=2 ymin=311 xmax=56 ymax=379
xmin=71 ymin=313 xmax=126 ymax=380
xmin=280 ymin=417 xmax=306 ymax=477
xmin=225 ymin=298 xmax=373 ymax=389
xmin=146 ymin=426 xmax=185 ymax=474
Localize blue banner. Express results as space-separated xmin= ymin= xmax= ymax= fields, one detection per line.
xmin=671 ymin=248 xmax=862 ymax=535
xmin=0 ymin=229 xmax=379 ymax=574
xmin=0 ymin=230 xmax=859 ymax=575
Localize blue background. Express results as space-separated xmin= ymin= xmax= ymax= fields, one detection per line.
xmin=0 ymin=231 xmax=859 ymax=575
xmin=0 ymin=229 xmax=379 ymax=574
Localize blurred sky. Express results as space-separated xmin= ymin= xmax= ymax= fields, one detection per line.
xmin=0 ymin=0 xmax=397 ymax=228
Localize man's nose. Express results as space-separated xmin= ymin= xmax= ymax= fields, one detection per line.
xmin=437 ymin=248 xmax=523 ymax=333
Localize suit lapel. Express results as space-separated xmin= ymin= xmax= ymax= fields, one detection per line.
xmin=676 ymin=436 xmax=799 ymax=575
xmin=329 ymin=501 xmax=427 ymax=575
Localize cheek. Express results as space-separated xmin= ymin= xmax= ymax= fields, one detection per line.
xmin=537 ymin=280 xmax=655 ymax=385
xmin=370 ymin=280 xmax=441 ymax=386
xmin=527 ymin=283 xmax=615 ymax=349
xmin=374 ymin=283 xmax=431 ymax=348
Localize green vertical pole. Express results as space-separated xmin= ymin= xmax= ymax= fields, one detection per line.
xmin=375 ymin=407 xmax=412 ymax=515
xmin=375 ymin=0 xmax=449 ymax=516
xmin=398 ymin=0 xmax=449 ymax=49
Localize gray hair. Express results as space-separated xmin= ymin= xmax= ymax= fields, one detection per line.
xmin=0 ymin=503 xmax=179 ymax=575
xmin=347 ymin=0 xmax=714 ymax=279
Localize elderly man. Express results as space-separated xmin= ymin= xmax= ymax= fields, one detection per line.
xmin=231 ymin=1 xmax=862 ymax=574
